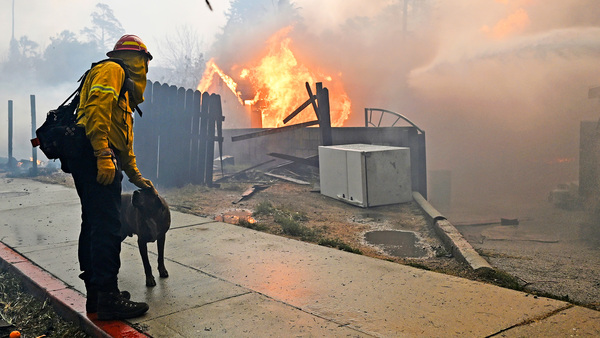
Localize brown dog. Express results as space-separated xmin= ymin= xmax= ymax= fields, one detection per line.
xmin=120 ymin=188 xmax=171 ymax=287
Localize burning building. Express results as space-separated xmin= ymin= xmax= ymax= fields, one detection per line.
xmin=197 ymin=26 xmax=351 ymax=129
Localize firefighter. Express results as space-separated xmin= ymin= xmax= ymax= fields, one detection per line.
xmin=67 ymin=34 xmax=154 ymax=320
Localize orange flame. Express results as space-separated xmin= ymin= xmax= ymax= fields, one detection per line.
xmin=484 ymin=8 xmax=530 ymax=39
xmin=28 ymin=157 xmax=42 ymax=165
xmin=198 ymin=26 xmax=351 ymax=128
xmin=482 ymin=0 xmax=533 ymax=39
xmin=198 ymin=58 xmax=244 ymax=105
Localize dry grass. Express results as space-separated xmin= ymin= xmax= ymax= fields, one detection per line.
xmin=0 ymin=270 xmax=89 ymax=337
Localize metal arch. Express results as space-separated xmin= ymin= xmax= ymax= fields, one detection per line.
xmin=364 ymin=108 xmax=424 ymax=134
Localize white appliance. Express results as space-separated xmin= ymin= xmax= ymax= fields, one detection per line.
xmin=318 ymin=144 xmax=412 ymax=208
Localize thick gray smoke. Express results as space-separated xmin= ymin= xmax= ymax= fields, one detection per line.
xmin=300 ymin=0 xmax=600 ymax=210
xmin=206 ymin=0 xmax=600 ymax=210
xmin=404 ymin=0 xmax=600 ymax=209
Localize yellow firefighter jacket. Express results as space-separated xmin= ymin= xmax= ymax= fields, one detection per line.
xmin=76 ymin=57 xmax=146 ymax=180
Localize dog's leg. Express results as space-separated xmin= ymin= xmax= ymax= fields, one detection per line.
xmin=157 ymin=233 xmax=169 ymax=278
xmin=137 ymin=239 xmax=156 ymax=287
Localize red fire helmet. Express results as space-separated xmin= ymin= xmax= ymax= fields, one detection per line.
xmin=107 ymin=34 xmax=153 ymax=60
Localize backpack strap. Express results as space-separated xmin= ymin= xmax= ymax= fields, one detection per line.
xmin=58 ymin=87 xmax=80 ymax=108
xmin=83 ymin=59 xmax=143 ymax=117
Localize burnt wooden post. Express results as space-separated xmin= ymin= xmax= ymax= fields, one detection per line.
xmin=30 ymin=95 xmax=37 ymax=176
xmin=316 ymin=83 xmax=332 ymax=146
xmin=7 ymin=100 xmax=14 ymax=168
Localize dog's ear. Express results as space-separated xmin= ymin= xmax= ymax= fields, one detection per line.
xmin=152 ymin=194 xmax=165 ymax=210
xmin=132 ymin=190 xmax=143 ymax=208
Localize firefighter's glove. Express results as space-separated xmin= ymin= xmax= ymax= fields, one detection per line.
xmin=130 ymin=173 xmax=156 ymax=193
xmin=95 ymin=148 xmax=117 ymax=185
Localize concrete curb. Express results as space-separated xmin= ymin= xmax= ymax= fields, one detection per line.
xmin=413 ymin=192 xmax=494 ymax=273
xmin=0 ymin=242 xmax=148 ymax=338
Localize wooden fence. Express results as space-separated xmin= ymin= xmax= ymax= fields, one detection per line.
xmin=134 ymin=81 xmax=223 ymax=188
xmin=133 ymin=81 xmax=427 ymax=197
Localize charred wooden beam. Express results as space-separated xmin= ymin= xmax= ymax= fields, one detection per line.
xmin=214 ymin=159 xmax=276 ymax=183
xmin=233 ymin=184 xmax=270 ymax=204
xmin=305 ymin=82 xmax=319 ymax=120
xmin=267 ymin=153 xmax=319 ymax=167
xmin=264 ymin=172 xmax=311 ymax=185
xmin=282 ymin=95 xmax=317 ymax=124
xmin=231 ymin=120 xmax=319 ymax=142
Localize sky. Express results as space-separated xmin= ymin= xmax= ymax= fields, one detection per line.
xmin=0 ymin=0 xmax=230 ymax=64
xmin=0 ymin=0 xmax=391 ymax=64
xmin=2 ymin=0 xmax=600 ymax=212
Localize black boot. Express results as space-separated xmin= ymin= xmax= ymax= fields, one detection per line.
xmin=96 ymin=291 xmax=147 ymax=320
xmin=86 ymin=288 xmax=132 ymax=313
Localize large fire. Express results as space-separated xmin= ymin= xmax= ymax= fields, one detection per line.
xmin=198 ymin=26 xmax=351 ymax=128
xmin=481 ymin=0 xmax=532 ymax=39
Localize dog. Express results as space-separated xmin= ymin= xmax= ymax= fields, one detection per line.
xmin=120 ymin=188 xmax=171 ymax=287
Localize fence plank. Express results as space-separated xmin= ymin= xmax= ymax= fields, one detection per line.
xmin=184 ymin=89 xmax=196 ymax=184
xmin=190 ymin=90 xmax=202 ymax=185
xmin=154 ymin=83 xmax=170 ymax=186
xmin=204 ymin=94 xmax=218 ymax=185
xmin=134 ymin=82 xmax=227 ymax=188
xmin=171 ymin=87 xmax=188 ymax=187
xmin=161 ymin=85 xmax=179 ymax=186
xmin=135 ymin=80 xmax=159 ymax=183
xmin=198 ymin=92 xmax=210 ymax=184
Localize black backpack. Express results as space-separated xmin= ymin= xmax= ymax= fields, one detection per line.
xmin=31 ymin=59 xmax=138 ymax=165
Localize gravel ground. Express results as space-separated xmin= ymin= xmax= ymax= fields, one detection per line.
xmin=447 ymin=195 xmax=600 ymax=311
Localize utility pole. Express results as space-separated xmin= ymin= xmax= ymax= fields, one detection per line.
xmin=8 ymin=100 xmax=14 ymax=168
xmin=30 ymin=95 xmax=38 ymax=176
xmin=12 ymin=0 xmax=15 ymax=40
xmin=9 ymin=0 xmax=19 ymax=60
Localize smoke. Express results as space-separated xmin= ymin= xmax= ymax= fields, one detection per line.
xmin=205 ymin=0 xmax=600 ymax=210
xmin=305 ymin=0 xmax=600 ymax=210
xmin=403 ymin=0 xmax=600 ymax=209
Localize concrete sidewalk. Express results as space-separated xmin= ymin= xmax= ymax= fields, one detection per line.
xmin=0 ymin=177 xmax=599 ymax=337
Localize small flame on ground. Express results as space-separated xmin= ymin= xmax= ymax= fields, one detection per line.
xmin=215 ymin=211 xmax=256 ymax=225
xmin=29 ymin=157 xmax=42 ymax=166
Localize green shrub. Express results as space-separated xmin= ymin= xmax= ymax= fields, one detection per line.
xmin=253 ymin=200 xmax=274 ymax=216
xmin=237 ymin=218 xmax=267 ymax=231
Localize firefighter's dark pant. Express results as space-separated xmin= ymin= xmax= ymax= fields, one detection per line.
xmin=67 ymin=144 xmax=123 ymax=293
